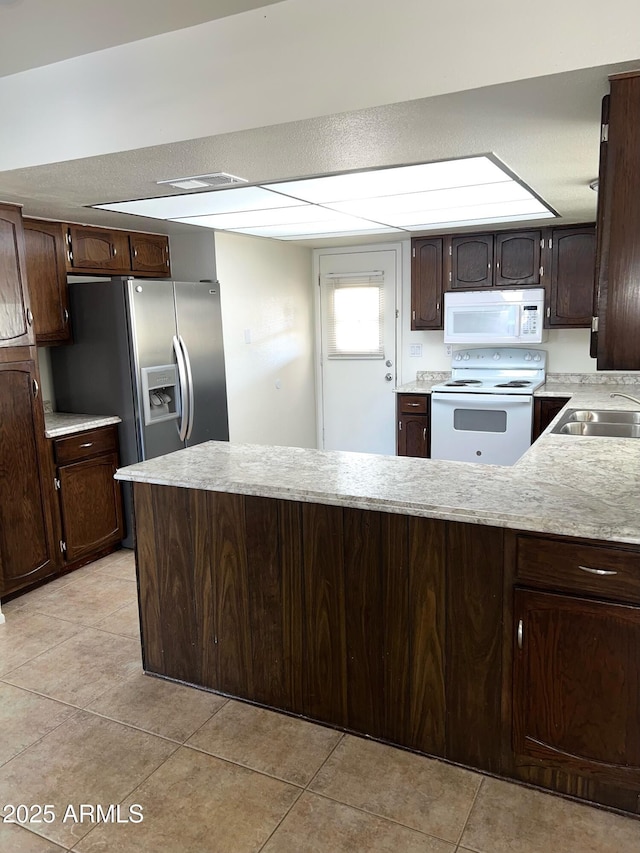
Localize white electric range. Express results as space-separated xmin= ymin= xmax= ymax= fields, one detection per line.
xmin=430 ymin=347 xmax=547 ymax=466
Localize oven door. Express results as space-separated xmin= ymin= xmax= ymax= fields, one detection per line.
xmin=430 ymin=392 xmax=533 ymax=466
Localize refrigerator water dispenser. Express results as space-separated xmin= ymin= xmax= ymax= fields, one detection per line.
xmin=141 ymin=364 xmax=179 ymax=426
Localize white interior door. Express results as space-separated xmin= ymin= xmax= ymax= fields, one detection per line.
xmin=318 ymin=248 xmax=399 ymax=455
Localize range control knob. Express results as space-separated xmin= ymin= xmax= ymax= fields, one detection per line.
xmin=533 ymin=353 xmax=541 ymax=361
xmin=492 ymin=352 xmax=501 ymax=360
xmin=524 ymin=352 xmax=532 ymax=361
xmin=463 ymin=352 xmax=470 ymax=360
xmin=454 ymin=353 xmax=462 ymax=361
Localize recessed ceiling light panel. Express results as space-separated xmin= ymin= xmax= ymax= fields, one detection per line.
xmin=93 ymin=155 xmax=555 ymax=240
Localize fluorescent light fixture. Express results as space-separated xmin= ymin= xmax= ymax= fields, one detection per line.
xmin=97 ymin=185 xmax=301 ymax=219
xmin=93 ymin=155 xmax=555 ymax=240
xmin=267 ymin=157 xmax=512 ymax=204
xmin=156 ymin=172 xmax=247 ymax=190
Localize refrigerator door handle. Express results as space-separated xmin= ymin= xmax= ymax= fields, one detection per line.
xmin=172 ymin=335 xmax=189 ymax=441
xmin=180 ymin=335 xmax=195 ymax=441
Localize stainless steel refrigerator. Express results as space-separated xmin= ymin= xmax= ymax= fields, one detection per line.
xmin=51 ymin=277 xmax=229 ymax=545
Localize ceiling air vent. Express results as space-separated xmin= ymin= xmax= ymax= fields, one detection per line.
xmin=156 ymin=173 xmax=248 ymax=191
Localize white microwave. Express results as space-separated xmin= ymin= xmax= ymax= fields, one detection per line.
xmin=444 ymin=288 xmax=547 ymax=344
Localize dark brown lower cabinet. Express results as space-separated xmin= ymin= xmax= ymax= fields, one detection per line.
xmin=0 ymin=355 xmax=59 ymax=597
xmin=512 ymin=587 xmax=640 ymax=811
xmin=132 ymin=483 xmax=640 ymax=816
xmin=52 ymin=424 xmax=124 ymax=569
xmin=532 ymin=396 xmax=571 ymax=441
xmin=397 ymin=394 xmax=430 ymax=457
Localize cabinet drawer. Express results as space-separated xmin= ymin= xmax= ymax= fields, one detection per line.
xmin=397 ymin=394 xmax=428 ymax=414
xmin=53 ymin=426 xmax=117 ymax=465
xmin=516 ymin=535 xmax=640 ymax=603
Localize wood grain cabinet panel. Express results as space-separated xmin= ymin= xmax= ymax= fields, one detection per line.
xmin=548 ymin=227 xmax=595 ymax=327
xmin=66 ymin=225 xmax=130 ymax=273
xmin=513 ymin=588 xmax=640 ymax=786
xmin=595 ymin=72 xmax=640 ymax=368
xmin=57 ymin=452 xmax=123 ymax=563
xmin=451 ymin=234 xmax=494 ymax=288
xmin=532 ymin=397 xmax=570 ymax=441
xmin=0 ymin=204 xmax=33 ymax=347
xmin=397 ymin=394 xmax=430 ymax=458
xmin=130 ymin=233 xmax=171 ymax=275
xmin=0 ymin=358 xmax=58 ymax=597
xmin=494 ymin=231 xmax=541 ymax=286
xmin=411 ymin=237 xmax=444 ymax=328
xmin=23 ymin=219 xmax=71 ymax=345
xmin=51 ymin=424 xmax=124 ymax=571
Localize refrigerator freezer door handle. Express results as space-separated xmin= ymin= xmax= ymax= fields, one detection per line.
xmin=172 ymin=335 xmax=189 ymax=441
xmin=180 ymin=335 xmax=195 ymax=441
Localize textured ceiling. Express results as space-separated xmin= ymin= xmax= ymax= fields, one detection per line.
xmin=0 ymin=63 xmax=634 ymax=245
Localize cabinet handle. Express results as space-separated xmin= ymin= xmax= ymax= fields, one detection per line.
xmin=32 ymin=378 xmax=39 ymax=398
xmin=423 ymin=427 xmax=426 ymax=440
xmin=26 ymin=308 xmax=34 ymax=325
xmin=407 ymin=402 xmax=420 ymax=407
xmin=398 ymin=421 xmax=402 ymax=431
xmin=436 ymin=301 xmax=440 ymax=311
xmin=113 ymin=247 xmax=117 ymax=257
xmin=79 ymin=442 xmax=94 ymax=448
xmin=133 ymin=248 xmax=138 ymax=258
xmin=578 ymin=564 xmax=617 ymax=576
xmin=63 ymin=308 xmax=69 ymax=323
xmin=517 ymin=619 xmax=523 ymax=650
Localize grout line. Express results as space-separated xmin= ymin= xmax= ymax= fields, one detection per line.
xmin=179 ymin=740 xmax=308 ymax=789
xmin=304 ymin=731 xmax=345 ymax=791
xmin=9 ymin=822 xmax=70 ymax=852
xmin=455 ymin=775 xmax=485 ymax=848
xmin=0 ymin=625 xmax=94 ymax=680
xmin=0 ymin=706 xmax=83 ymax=771
xmin=255 ymin=787 xmax=305 ymax=852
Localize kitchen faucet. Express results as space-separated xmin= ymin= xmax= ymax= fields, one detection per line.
xmin=610 ymin=392 xmax=640 ymax=406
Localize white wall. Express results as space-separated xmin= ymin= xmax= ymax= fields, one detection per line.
xmin=2 ymin=0 xmax=640 ymax=170
xmin=215 ymin=231 xmax=316 ymax=447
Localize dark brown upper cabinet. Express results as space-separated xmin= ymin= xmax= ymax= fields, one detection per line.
xmin=0 ymin=203 xmax=34 ymax=348
xmin=411 ymin=237 xmax=445 ymax=329
xmin=450 ymin=234 xmax=494 ymax=288
xmin=23 ymin=219 xmax=72 ymax=345
xmin=130 ymin=233 xmax=171 ymax=275
xmin=451 ymin=231 xmax=542 ymax=289
xmin=595 ymin=71 xmax=640 ymax=369
xmin=66 ymin=225 xmax=131 ymax=274
xmin=494 ymin=231 xmax=542 ymax=287
xmin=64 ymin=224 xmax=171 ymax=278
xmin=547 ymin=226 xmax=595 ymax=328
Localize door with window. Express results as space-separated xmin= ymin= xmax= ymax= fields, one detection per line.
xmin=318 ymin=248 xmax=399 ymax=455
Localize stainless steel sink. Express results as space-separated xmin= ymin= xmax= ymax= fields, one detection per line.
xmin=567 ymin=410 xmax=640 ymax=424
xmin=557 ymin=422 xmax=640 ymax=438
xmin=551 ymin=409 xmax=640 ymax=438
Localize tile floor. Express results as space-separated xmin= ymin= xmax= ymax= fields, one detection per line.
xmin=0 ymin=550 xmax=638 ymax=852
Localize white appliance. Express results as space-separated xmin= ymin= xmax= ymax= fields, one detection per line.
xmin=430 ymin=347 xmax=547 ymax=466
xmin=444 ymin=288 xmax=547 ymax=344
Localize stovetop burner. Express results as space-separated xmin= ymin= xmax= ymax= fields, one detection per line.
xmin=494 ymin=381 xmax=531 ymax=388
xmin=444 ymin=379 xmax=483 ymax=387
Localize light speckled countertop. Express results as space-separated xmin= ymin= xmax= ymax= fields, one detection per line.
xmin=45 ymin=412 xmax=121 ymax=438
xmin=116 ymin=383 xmax=640 ymax=544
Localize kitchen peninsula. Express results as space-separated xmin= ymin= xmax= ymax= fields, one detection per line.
xmin=116 ymin=387 xmax=640 ymax=817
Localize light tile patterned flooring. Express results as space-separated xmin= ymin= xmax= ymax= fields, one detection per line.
xmin=0 ymin=550 xmax=638 ymax=852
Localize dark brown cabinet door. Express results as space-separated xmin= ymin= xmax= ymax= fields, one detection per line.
xmin=548 ymin=227 xmax=595 ymax=327
xmin=513 ymin=588 xmax=640 ymax=785
xmin=494 ymin=231 xmax=541 ymax=287
xmin=0 ymin=204 xmax=34 ymax=347
xmin=397 ymin=414 xmax=429 ymax=457
xmin=23 ymin=219 xmax=71 ymax=345
xmin=130 ymin=233 xmax=171 ymax=276
xmin=411 ymin=238 xmax=444 ymax=328
xmin=596 ymin=72 xmax=640 ymax=369
xmin=58 ymin=452 xmax=124 ymax=563
xmin=451 ymin=234 xmax=493 ymax=289
xmin=0 ymin=359 xmax=58 ymax=596
xmin=532 ymin=397 xmax=570 ymax=441
xmin=67 ymin=225 xmax=130 ymax=273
